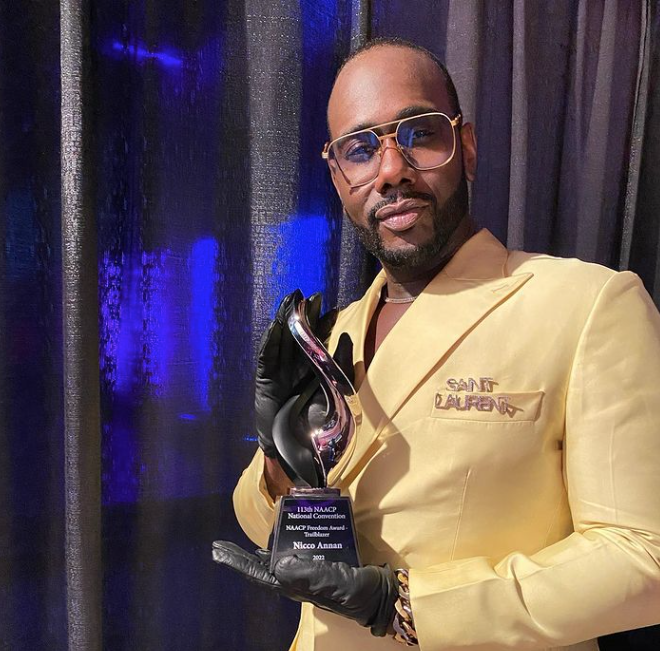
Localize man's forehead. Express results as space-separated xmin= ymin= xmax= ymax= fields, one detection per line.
xmin=327 ymin=46 xmax=451 ymax=138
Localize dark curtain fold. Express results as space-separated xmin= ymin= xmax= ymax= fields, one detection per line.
xmin=629 ymin=0 xmax=660 ymax=304
xmin=1 ymin=1 xmax=659 ymax=649
xmin=60 ymin=0 xmax=103 ymax=649
xmin=1 ymin=0 xmax=67 ymax=648
xmin=619 ymin=0 xmax=652 ymax=272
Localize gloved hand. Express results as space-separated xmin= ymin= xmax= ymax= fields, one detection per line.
xmin=212 ymin=542 xmax=399 ymax=637
xmin=255 ymin=290 xmax=337 ymax=459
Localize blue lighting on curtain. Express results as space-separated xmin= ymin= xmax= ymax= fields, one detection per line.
xmin=99 ymin=214 xmax=333 ymax=503
xmin=4 ymin=190 xmax=38 ymax=281
xmin=269 ymin=213 xmax=331 ymax=315
xmin=143 ymin=249 xmax=176 ymax=395
xmin=110 ymin=40 xmax=183 ymax=68
xmin=103 ymin=249 xmax=176 ymax=396
xmin=102 ymin=423 xmax=139 ymax=505
xmin=100 ymin=249 xmax=177 ymax=505
xmin=101 ymin=241 xmax=219 ymax=404
xmin=190 ymin=238 xmax=218 ymax=412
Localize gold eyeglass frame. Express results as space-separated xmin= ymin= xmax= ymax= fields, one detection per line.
xmin=321 ymin=111 xmax=462 ymax=188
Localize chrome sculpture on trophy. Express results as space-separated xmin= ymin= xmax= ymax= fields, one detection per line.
xmin=268 ymin=292 xmax=362 ymax=569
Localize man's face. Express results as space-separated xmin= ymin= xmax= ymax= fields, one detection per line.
xmin=326 ymin=47 xmax=477 ymax=269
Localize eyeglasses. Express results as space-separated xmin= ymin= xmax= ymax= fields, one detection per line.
xmin=321 ymin=112 xmax=462 ymax=188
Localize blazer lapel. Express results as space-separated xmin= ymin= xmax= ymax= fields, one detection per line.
xmin=333 ymin=230 xmax=533 ymax=486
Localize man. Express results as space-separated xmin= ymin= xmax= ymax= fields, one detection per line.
xmin=214 ymin=39 xmax=660 ymax=650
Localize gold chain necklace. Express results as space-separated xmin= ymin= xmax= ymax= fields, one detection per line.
xmin=382 ymin=293 xmax=418 ymax=304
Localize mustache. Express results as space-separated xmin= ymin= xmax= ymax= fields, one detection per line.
xmin=367 ymin=190 xmax=436 ymax=226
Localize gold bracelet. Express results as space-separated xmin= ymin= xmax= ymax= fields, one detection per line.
xmin=393 ymin=569 xmax=418 ymax=646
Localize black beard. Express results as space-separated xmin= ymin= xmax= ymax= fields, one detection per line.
xmin=347 ymin=174 xmax=469 ymax=269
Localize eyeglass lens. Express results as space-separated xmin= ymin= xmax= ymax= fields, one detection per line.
xmin=330 ymin=113 xmax=456 ymax=186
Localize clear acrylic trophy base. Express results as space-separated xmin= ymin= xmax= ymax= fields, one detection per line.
xmin=269 ymin=487 xmax=361 ymax=572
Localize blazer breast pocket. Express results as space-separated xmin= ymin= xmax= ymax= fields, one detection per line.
xmin=430 ymin=390 xmax=545 ymax=423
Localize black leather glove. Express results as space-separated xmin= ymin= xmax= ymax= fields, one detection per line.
xmin=212 ymin=542 xmax=398 ymax=637
xmin=254 ymin=290 xmax=337 ymax=458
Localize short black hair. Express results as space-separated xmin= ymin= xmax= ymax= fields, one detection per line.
xmin=335 ymin=37 xmax=462 ymax=117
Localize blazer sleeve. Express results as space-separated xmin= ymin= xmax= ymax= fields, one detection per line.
xmin=409 ymin=271 xmax=660 ymax=650
xmin=232 ymin=449 xmax=277 ymax=548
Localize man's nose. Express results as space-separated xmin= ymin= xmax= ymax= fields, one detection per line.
xmin=373 ymin=138 xmax=417 ymax=194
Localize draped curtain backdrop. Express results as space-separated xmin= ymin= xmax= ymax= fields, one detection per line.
xmin=1 ymin=0 xmax=659 ymax=649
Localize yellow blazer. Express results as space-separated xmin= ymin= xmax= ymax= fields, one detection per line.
xmin=233 ymin=230 xmax=660 ymax=651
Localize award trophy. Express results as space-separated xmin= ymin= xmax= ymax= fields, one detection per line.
xmin=268 ymin=292 xmax=362 ymax=570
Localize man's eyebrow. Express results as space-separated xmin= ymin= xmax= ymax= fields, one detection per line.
xmin=339 ymin=105 xmax=438 ymax=138
xmin=395 ymin=105 xmax=438 ymax=121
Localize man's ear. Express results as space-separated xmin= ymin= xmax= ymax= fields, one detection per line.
xmin=459 ymin=122 xmax=477 ymax=182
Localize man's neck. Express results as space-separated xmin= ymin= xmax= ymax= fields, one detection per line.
xmin=382 ymin=217 xmax=476 ymax=301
